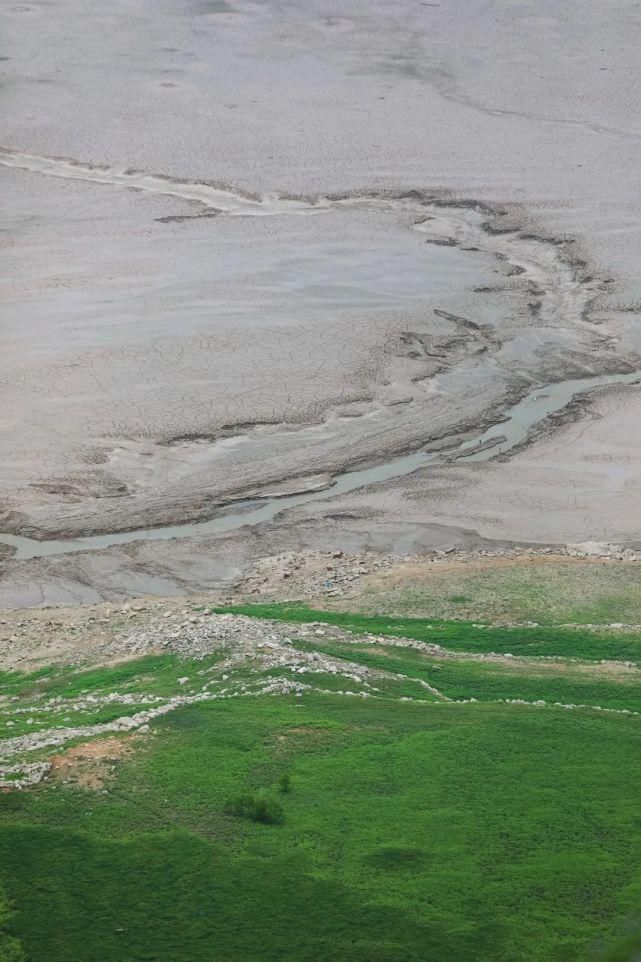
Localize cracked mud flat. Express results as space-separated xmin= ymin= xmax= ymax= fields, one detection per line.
xmin=2 ymin=0 xmax=641 ymax=603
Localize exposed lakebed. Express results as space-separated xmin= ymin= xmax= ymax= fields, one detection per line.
xmin=2 ymin=148 xmax=626 ymax=547
xmin=0 ymin=369 xmax=638 ymax=560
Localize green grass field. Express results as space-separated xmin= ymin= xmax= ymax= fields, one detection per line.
xmin=2 ymin=600 xmax=641 ymax=961
xmin=212 ymin=601 xmax=641 ymax=661
xmin=2 ymin=695 xmax=641 ymax=961
xmin=301 ymin=639 xmax=641 ymax=710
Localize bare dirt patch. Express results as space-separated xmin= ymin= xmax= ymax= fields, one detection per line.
xmin=48 ymin=734 xmax=140 ymax=789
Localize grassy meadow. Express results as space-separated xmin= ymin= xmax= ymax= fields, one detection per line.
xmin=213 ymin=601 xmax=641 ymax=661
xmin=2 ymin=569 xmax=641 ymax=960
xmin=2 ymin=693 xmax=641 ymax=961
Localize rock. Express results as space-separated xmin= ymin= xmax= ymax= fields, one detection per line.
xmin=566 ymin=541 xmax=621 ymax=558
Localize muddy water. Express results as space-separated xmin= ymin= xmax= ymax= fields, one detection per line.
xmin=0 ymin=370 xmax=638 ymax=560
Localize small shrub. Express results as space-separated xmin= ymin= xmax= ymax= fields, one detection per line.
xmin=278 ymin=773 xmax=292 ymax=794
xmin=226 ymin=792 xmax=284 ymax=825
xmin=363 ymin=847 xmax=428 ymax=873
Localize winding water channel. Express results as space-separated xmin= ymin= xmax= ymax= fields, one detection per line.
xmin=2 ymin=150 xmax=639 ymax=563
xmin=0 ymin=370 xmax=638 ymax=560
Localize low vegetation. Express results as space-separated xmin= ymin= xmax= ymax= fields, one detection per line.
xmin=227 ymin=791 xmax=285 ymax=824
xmin=1 ymin=593 xmax=641 ymax=960
xmin=212 ymin=601 xmax=641 ymax=661
xmin=0 ymin=887 xmax=24 ymax=962
xmin=336 ymin=559 xmax=641 ymax=626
